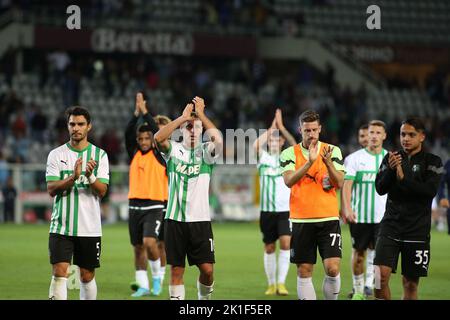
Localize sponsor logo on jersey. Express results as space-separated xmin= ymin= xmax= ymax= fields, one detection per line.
xmin=175 ymin=163 xmax=200 ymax=175
xmin=361 ymin=172 xmax=376 ymax=182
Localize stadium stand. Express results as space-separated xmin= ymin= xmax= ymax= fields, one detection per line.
xmin=0 ymin=1 xmax=448 ymax=223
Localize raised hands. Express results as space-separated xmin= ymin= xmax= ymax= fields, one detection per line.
xmin=136 ymin=92 xmax=148 ymax=115
xmin=275 ymin=108 xmax=284 ymax=130
xmin=192 ymin=96 xmax=205 ymax=116
xmin=182 ymin=103 xmax=195 ymax=121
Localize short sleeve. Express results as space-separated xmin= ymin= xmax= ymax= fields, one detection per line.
xmin=45 ymin=150 xmax=60 ymax=182
xmin=203 ymin=142 xmax=220 ymax=165
xmin=331 ymin=146 xmax=345 ymax=173
xmin=280 ymin=147 xmax=296 ymax=174
xmin=97 ymin=150 xmax=110 ymax=184
xmin=344 ymin=154 xmax=356 ymax=180
xmin=160 ymin=141 xmax=174 ymax=162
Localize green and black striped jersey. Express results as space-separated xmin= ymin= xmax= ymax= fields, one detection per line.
xmin=162 ymin=141 xmax=217 ymax=222
xmin=46 ymin=143 xmax=109 ymax=236
xmin=344 ymin=148 xmax=387 ymax=223
xmin=257 ymin=150 xmax=290 ymax=212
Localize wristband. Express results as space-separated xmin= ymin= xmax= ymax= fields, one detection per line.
xmin=88 ymin=174 xmax=97 ymax=184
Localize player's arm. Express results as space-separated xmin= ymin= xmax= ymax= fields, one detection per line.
xmin=85 ymin=158 xmax=108 ymax=198
xmin=342 ymin=180 xmax=356 ymax=223
xmin=398 ymin=155 xmax=443 ymax=198
xmin=124 ymin=96 xmax=140 ymax=159
xmin=47 ymin=158 xmax=82 ymax=197
xmin=193 ymin=96 xmax=223 ymax=151
xmin=282 ymin=142 xmax=318 ymax=188
xmin=154 ymin=103 xmax=194 ymax=153
xmin=283 ymin=165 xmax=312 ymax=188
xmin=375 ymin=152 xmax=398 ymax=195
xmin=275 ymin=108 xmax=296 ymax=146
xmin=322 ymin=145 xmax=345 ymax=189
xmin=437 ymin=161 xmax=449 ymax=208
xmin=253 ymin=117 xmax=276 ymax=156
xmin=138 ymin=92 xmax=159 ymax=134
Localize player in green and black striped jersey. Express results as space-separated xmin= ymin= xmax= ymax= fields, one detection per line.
xmin=254 ymin=109 xmax=296 ymax=296
xmin=342 ymin=120 xmax=387 ymax=300
xmin=155 ymin=96 xmax=223 ymax=300
xmin=46 ymin=106 xmax=109 ymax=300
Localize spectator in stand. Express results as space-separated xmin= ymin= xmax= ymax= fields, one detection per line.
xmin=2 ymin=176 xmax=17 ymax=223
xmin=100 ymin=128 xmax=121 ymax=165
xmin=0 ymin=151 xmax=8 ymax=187
xmin=30 ymin=105 xmax=48 ymax=144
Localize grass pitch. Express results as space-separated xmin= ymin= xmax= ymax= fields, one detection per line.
xmin=0 ymin=222 xmax=449 ymax=300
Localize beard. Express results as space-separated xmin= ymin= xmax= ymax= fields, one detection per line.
xmin=71 ymin=133 xmax=85 ymax=142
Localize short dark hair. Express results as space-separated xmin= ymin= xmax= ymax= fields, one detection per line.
xmin=299 ymin=110 xmax=320 ymax=125
xmin=359 ymin=123 xmax=368 ymax=131
xmin=137 ymin=124 xmax=152 ymax=134
xmin=402 ymin=117 xmax=426 ymax=133
xmin=65 ymin=106 xmax=91 ymax=124
xmin=368 ymin=120 xmax=386 ymax=131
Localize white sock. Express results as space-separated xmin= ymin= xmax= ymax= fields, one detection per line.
xmin=50 ymin=277 xmax=67 ymax=300
xmin=277 ymin=250 xmax=290 ymax=284
xmin=49 ymin=276 xmax=55 ymax=299
xmin=136 ymin=270 xmax=149 ymax=290
xmin=322 ymin=274 xmax=340 ymax=300
xmin=197 ymin=280 xmax=214 ymax=300
xmin=264 ymin=252 xmax=276 ymax=286
xmin=353 ymin=273 xmax=365 ymax=294
xmin=160 ymin=265 xmax=166 ymax=283
xmin=169 ymin=284 xmax=185 ymax=300
xmin=365 ymin=249 xmax=375 ymax=288
xmin=297 ymin=277 xmax=316 ymax=300
xmin=149 ymin=259 xmax=161 ymax=279
xmin=80 ymin=278 xmax=97 ymax=300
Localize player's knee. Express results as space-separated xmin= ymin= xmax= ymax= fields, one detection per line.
xmin=80 ymin=268 xmax=95 ymax=283
xmin=171 ymin=266 xmax=185 ymax=280
xmin=279 ymin=236 xmax=290 ymax=250
xmin=402 ymin=277 xmax=418 ymax=292
xmin=326 ymin=266 xmax=340 ymax=277
xmin=265 ymin=243 xmax=276 ymax=254
xmin=201 ymin=267 xmax=213 ymax=279
xmin=374 ymin=265 xmax=390 ymax=289
xmin=298 ymin=264 xmax=313 ymax=278
xmin=143 ymin=237 xmax=157 ymax=248
xmin=355 ymin=250 xmax=365 ymax=264
xmin=53 ymin=264 xmax=69 ymax=277
xmin=134 ymin=244 xmax=144 ymax=253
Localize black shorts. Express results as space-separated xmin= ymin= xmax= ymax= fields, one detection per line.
xmin=49 ymin=233 xmax=101 ymax=269
xmin=290 ymin=220 xmax=342 ymax=264
xmin=374 ymin=236 xmax=430 ymax=278
xmin=349 ymin=223 xmax=380 ymax=251
xmin=128 ymin=207 xmax=163 ymax=246
xmin=164 ymin=219 xmax=215 ymax=267
xmin=259 ymin=211 xmax=291 ymax=244
xmin=158 ymin=205 xmax=167 ymax=242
